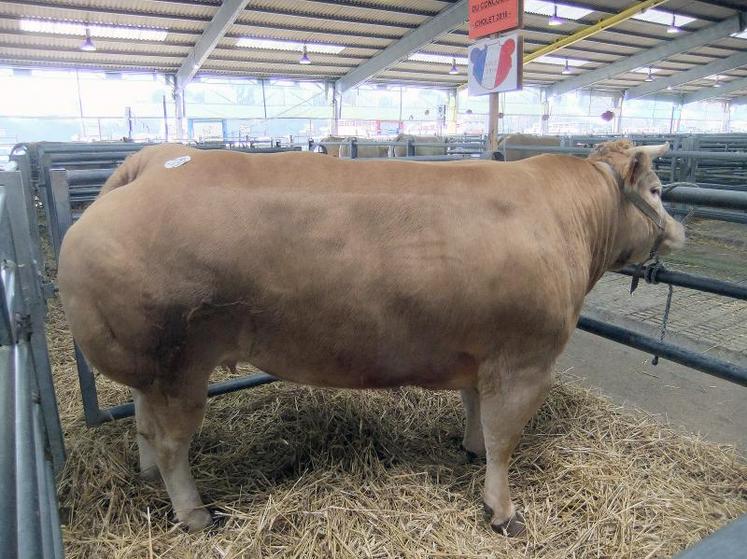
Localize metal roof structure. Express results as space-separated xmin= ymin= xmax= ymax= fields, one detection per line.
xmin=0 ymin=0 xmax=746 ymax=104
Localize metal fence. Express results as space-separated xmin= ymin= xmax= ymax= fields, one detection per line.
xmin=0 ymin=170 xmax=65 ymax=559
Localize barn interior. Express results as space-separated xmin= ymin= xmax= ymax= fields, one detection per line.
xmin=0 ymin=1 xmax=746 ymax=558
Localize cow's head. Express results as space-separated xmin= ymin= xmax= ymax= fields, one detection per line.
xmin=589 ymin=140 xmax=685 ymax=269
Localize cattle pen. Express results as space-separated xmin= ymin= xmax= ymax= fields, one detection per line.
xmin=2 ymin=1 xmax=747 ymax=558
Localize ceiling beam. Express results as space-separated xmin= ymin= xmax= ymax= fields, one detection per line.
xmin=335 ymin=0 xmax=466 ymax=94
xmin=175 ymin=0 xmax=251 ymax=89
xmin=546 ymin=12 xmax=747 ymax=98
xmin=626 ymin=51 xmax=747 ymax=99
xmin=683 ymin=75 xmax=747 ymax=104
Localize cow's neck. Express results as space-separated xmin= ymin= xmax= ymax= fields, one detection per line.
xmin=569 ymin=161 xmax=625 ymax=294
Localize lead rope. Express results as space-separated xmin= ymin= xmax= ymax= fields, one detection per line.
xmin=642 ymin=181 xmax=698 ymax=365
xmin=652 ymin=281 xmax=673 ymax=366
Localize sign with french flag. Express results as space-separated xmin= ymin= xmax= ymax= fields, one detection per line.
xmin=467 ymin=32 xmax=523 ymax=96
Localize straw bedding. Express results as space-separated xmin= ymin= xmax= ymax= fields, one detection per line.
xmin=45 ymin=297 xmax=746 ymax=559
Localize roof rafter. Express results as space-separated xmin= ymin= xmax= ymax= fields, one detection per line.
xmin=335 ymin=0 xmax=466 ymax=94
xmin=683 ymin=75 xmax=747 ymax=103
xmin=175 ymin=0 xmax=251 ymax=88
xmin=626 ymin=51 xmax=747 ymax=99
xmin=546 ymin=12 xmax=747 ymax=98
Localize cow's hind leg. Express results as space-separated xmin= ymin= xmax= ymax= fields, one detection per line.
xmin=479 ymin=361 xmax=551 ymax=536
xmin=133 ymin=388 xmax=159 ymax=481
xmin=136 ymin=374 xmax=212 ymax=531
xmin=460 ymin=387 xmax=485 ymax=460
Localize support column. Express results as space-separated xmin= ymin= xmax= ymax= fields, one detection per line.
xmin=487 ymin=90 xmax=501 ymax=151
xmin=613 ymin=93 xmax=624 ymax=135
xmin=670 ymin=101 xmax=683 ymax=134
xmin=722 ymin=101 xmax=731 ymax=133
xmin=331 ymin=85 xmax=341 ymax=136
xmin=540 ymin=91 xmax=550 ymax=135
xmin=447 ymin=89 xmax=458 ymax=135
xmin=174 ymin=86 xmax=185 ymax=141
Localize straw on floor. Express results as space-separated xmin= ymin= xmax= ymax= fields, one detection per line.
xmin=45 ymin=297 xmax=746 ymax=559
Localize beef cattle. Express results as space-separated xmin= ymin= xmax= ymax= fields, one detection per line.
xmin=392 ymin=134 xmax=448 ymax=157
xmin=58 ymin=140 xmax=684 ymax=534
xmin=496 ymin=134 xmax=561 ymax=161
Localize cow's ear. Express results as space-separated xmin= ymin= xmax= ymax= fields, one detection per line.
xmin=623 ymin=151 xmax=649 ymax=192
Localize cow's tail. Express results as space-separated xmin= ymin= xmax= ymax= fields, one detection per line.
xmin=98 ymin=149 xmax=144 ymax=197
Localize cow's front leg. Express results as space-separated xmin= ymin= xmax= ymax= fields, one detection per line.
xmin=460 ymin=387 xmax=485 ymax=460
xmin=479 ymin=361 xmax=551 ymax=536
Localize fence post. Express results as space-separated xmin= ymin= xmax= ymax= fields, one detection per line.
xmin=407 ymin=139 xmax=415 ymax=157
xmin=350 ymin=138 xmax=358 ymax=159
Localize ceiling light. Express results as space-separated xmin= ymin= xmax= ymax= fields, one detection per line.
xmin=666 ymin=85 xmax=673 ymax=91
xmin=20 ymin=18 xmax=168 ymax=41
xmin=236 ymin=37 xmax=344 ymax=54
xmin=713 ymin=76 xmax=722 ymax=88
xmin=561 ymin=59 xmax=573 ymax=75
xmin=80 ymin=27 xmax=95 ymax=51
xmin=548 ymin=3 xmax=563 ymax=26
xmin=534 ymin=55 xmax=590 ymax=67
xmin=299 ymin=45 xmax=311 ymax=65
xmin=448 ymin=58 xmax=459 ymax=74
xmin=632 ymin=9 xmax=695 ymax=28
xmin=666 ymin=12 xmax=681 ymax=34
xmin=409 ymin=53 xmax=468 ymax=65
xmin=645 ymin=67 xmax=655 ymax=82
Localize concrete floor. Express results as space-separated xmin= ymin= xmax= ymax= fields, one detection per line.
xmin=559 ymin=219 xmax=746 ymax=453
xmin=557 ymin=330 xmax=746 ymax=451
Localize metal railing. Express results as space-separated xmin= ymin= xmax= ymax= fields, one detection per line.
xmin=0 ymin=170 xmax=65 ymax=559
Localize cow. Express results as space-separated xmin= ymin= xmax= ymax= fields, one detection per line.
xmin=338 ymin=139 xmax=390 ymax=159
xmin=496 ymin=134 xmax=561 ymax=161
xmin=313 ymin=135 xmax=345 ymax=157
xmin=58 ymin=140 xmax=684 ymax=535
xmin=392 ymin=134 xmax=448 ymax=157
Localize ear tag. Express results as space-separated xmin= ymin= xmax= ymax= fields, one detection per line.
xmin=164 ymin=155 xmax=191 ymax=168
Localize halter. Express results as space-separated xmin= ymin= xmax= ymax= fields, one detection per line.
xmin=596 ymin=161 xmax=667 ymax=292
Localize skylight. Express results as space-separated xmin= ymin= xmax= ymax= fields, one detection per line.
xmin=408 ymin=53 xmax=468 ymax=65
xmin=533 ymin=56 xmax=590 ymax=67
xmin=631 ymin=9 xmax=695 ymax=28
xmin=236 ymin=37 xmax=345 ymax=54
xmin=20 ymin=19 xmax=168 ymax=41
xmin=524 ymin=0 xmax=593 ymax=21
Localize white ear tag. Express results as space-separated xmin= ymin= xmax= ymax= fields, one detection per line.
xmin=164 ymin=155 xmax=191 ymax=168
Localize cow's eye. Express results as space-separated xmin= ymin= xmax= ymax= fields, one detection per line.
xmin=650 ymin=187 xmax=661 ymax=198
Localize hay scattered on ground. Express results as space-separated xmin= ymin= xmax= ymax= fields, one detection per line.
xmin=46 ymin=299 xmax=746 ymax=559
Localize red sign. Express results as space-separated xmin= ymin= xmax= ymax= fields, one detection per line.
xmin=468 ymin=0 xmax=523 ymax=39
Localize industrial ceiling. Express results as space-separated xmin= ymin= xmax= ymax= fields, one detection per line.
xmin=1 ymin=0 xmax=746 ymax=104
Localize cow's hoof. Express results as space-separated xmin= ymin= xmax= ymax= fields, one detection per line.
xmin=180 ymin=508 xmax=214 ymax=532
xmin=489 ymin=510 xmax=526 ymax=538
xmin=459 ymin=444 xmax=484 ymax=463
xmin=139 ymin=466 xmax=161 ymax=482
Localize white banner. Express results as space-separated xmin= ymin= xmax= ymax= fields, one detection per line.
xmin=468 ymin=32 xmax=523 ymax=96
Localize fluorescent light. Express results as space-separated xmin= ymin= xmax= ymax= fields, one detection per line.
xmin=561 ymin=59 xmax=572 ymax=75
xmin=632 ymin=67 xmax=661 ymax=74
xmin=632 ymin=9 xmax=695 ymax=28
xmin=299 ymin=45 xmax=311 ymax=65
xmin=667 ymin=13 xmax=681 ymax=34
xmin=524 ymin=0 xmax=592 ymax=21
xmin=20 ymin=18 xmax=168 ymax=41
xmin=409 ymin=53 xmax=468 ymax=65
xmin=534 ymin=55 xmax=590 ymax=67
xmin=80 ymin=27 xmax=95 ymax=51
xmin=548 ymin=3 xmax=563 ymax=26
xmin=236 ymin=37 xmax=344 ymax=54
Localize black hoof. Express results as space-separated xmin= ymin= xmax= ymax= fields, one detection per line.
xmin=459 ymin=444 xmax=481 ymax=463
xmin=490 ymin=510 xmax=526 ymax=538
